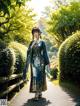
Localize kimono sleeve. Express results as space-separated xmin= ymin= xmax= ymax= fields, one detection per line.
xmin=42 ymin=41 xmax=50 ymax=65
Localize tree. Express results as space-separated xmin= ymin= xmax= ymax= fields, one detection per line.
xmin=47 ymin=2 xmax=80 ymax=45
xmin=0 ymin=0 xmax=28 ymax=15
xmin=0 ymin=1 xmax=36 ymax=45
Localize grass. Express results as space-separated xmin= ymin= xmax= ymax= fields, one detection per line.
xmin=51 ymin=79 xmax=59 ymax=85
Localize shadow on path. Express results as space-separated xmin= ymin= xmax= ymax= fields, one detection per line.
xmin=59 ymin=83 xmax=80 ymax=106
xmin=23 ymin=97 xmax=51 ymax=106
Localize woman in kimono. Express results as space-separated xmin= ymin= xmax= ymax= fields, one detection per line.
xmin=23 ymin=27 xmax=50 ymax=100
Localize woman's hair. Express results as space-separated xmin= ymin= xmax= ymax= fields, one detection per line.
xmin=32 ymin=27 xmax=42 ymax=39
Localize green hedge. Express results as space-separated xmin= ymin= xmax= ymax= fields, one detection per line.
xmin=58 ymin=31 xmax=80 ymax=83
xmin=0 ymin=41 xmax=27 ymax=77
xmin=0 ymin=39 xmax=6 ymax=50
xmin=0 ymin=48 xmax=15 ymax=77
xmin=8 ymin=42 xmax=27 ymax=74
xmin=14 ymin=49 xmax=26 ymax=74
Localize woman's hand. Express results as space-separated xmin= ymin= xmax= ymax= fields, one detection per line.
xmin=48 ymin=63 xmax=50 ymax=68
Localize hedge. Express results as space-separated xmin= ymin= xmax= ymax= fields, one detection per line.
xmin=0 ymin=48 xmax=15 ymax=77
xmin=58 ymin=31 xmax=80 ymax=83
xmin=0 ymin=41 xmax=27 ymax=77
xmin=8 ymin=42 xmax=27 ymax=74
xmin=0 ymin=39 xmax=6 ymax=50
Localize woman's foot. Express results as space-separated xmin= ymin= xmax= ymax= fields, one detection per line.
xmin=34 ymin=92 xmax=42 ymax=100
xmin=34 ymin=93 xmax=39 ymax=100
xmin=38 ymin=92 xmax=42 ymax=98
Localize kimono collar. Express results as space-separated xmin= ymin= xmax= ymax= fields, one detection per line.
xmin=33 ymin=39 xmax=42 ymax=44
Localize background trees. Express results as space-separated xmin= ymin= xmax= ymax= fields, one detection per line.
xmin=0 ymin=0 xmax=27 ymax=15
xmin=47 ymin=1 xmax=80 ymax=46
xmin=45 ymin=0 xmax=80 ymax=83
xmin=0 ymin=0 xmax=35 ymax=45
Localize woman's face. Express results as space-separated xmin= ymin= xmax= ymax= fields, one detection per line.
xmin=33 ymin=32 xmax=40 ymax=40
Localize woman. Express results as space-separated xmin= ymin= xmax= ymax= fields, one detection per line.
xmin=23 ymin=27 xmax=50 ymax=100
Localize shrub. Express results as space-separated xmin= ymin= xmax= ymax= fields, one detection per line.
xmin=0 ymin=39 xmax=6 ymax=50
xmin=50 ymin=58 xmax=58 ymax=79
xmin=14 ymin=50 xmax=26 ymax=74
xmin=50 ymin=67 xmax=58 ymax=79
xmin=8 ymin=42 xmax=27 ymax=74
xmin=58 ymin=31 xmax=80 ymax=83
xmin=0 ymin=48 xmax=16 ymax=77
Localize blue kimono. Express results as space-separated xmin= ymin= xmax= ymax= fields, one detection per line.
xmin=23 ymin=40 xmax=50 ymax=93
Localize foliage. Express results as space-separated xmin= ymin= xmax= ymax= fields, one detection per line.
xmin=47 ymin=2 xmax=80 ymax=45
xmin=58 ymin=31 xmax=80 ymax=83
xmin=0 ymin=41 xmax=27 ymax=77
xmin=50 ymin=67 xmax=58 ymax=79
xmin=0 ymin=48 xmax=16 ymax=77
xmin=0 ymin=0 xmax=28 ymax=15
xmin=12 ymin=6 xmax=35 ymax=45
xmin=8 ymin=41 xmax=27 ymax=74
xmin=0 ymin=39 xmax=7 ymax=50
xmin=50 ymin=58 xmax=58 ymax=79
xmin=0 ymin=5 xmax=35 ymax=44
